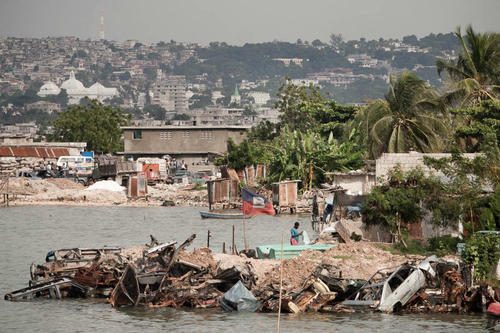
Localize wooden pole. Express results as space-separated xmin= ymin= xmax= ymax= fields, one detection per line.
xmin=243 ymin=219 xmax=248 ymax=252
xmin=277 ymin=232 xmax=284 ymax=333
xmin=207 ymin=230 xmax=211 ymax=248
xmin=232 ymin=225 xmax=235 ymax=255
xmin=222 ymin=242 xmax=226 ymax=254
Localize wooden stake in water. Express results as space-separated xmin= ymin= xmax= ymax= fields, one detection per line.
xmin=232 ymin=225 xmax=235 ymax=255
xmin=277 ymin=232 xmax=284 ymax=333
xmin=243 ymin=219 xmax=248 ymax=252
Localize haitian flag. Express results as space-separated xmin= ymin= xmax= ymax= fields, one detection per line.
xmin=242 ymin=188 xmax=275 ymax=216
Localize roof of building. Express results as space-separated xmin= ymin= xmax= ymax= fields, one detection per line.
xmin=60 ymin=71 xmax=85 ymax=91
xmin=122 ymin=125 xmax=251 ymax=130
xmin=37 ymin=81 xmax=60 ymax=96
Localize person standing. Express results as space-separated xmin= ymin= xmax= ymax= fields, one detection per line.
xmin=290 ymin=222 xmax=303 ymax=245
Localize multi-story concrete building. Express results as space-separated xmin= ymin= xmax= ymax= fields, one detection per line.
xmin=152 ymin=74 xmax=188 ymax=115
xmin=122 ymin=125 xmax=250 ymax=164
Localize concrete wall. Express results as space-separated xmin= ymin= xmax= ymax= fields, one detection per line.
xmin=123 ymin=126 xmax=250 ymax=157
xmin=375 ymin=152 xmax=478 ymax=182
xmin=332 ymin=173 xmax=375 ymax=196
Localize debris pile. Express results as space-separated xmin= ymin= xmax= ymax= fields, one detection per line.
xmin=147 ymin=183 xmax=207 ymax=206
xmin=4 ymin=236 xmax=496 ymax=316
xmin=0 ymin=156 xmax=56 ymax=175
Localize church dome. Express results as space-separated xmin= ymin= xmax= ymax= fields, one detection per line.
xmin=60 ymin=71 xmax=85 ymax=91
xmin=37 ymin=81 xmax=61 ymax=97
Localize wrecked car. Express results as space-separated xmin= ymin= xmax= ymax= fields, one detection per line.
xmin=344 ymin=256 xmax=437 ymax=312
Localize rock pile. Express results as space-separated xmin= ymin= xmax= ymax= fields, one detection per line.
xmin=0 ymin=157 xmax=56 ymax=175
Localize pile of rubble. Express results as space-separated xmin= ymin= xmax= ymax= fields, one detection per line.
xmin=148 ymin=183 xmax=207 ymax=207
xmin=4 ymin=236 xmax=497 ymax=317
xmin=5 ymin=177 xmax=209 ymax=207
xmin=0 ymin=157 xmax=57 ymax=175
xmin=6 ymin=178 xmax=128 ymax=205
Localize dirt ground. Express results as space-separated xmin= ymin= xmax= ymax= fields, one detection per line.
xmin=181 ymin=241 xmax=434 ymax=292
xmin=4 ymin=178 xmax=206 ymax=207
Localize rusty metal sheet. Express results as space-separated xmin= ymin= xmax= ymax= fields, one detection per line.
xmin=279 ymin=183 xmax=287 ymax=206
xmin=36 ymin=148 xmax=49 ymax=158
xmin=129 ymin=177 xmax=138 ymax=197
xmin=246 ymin=165 xmax=255 ymax=185
xmin=220 ymin=179 xmax=229 ymax=201
xmin=287 ymin=182 xmax=297 ymax=206
xmin=52 ymin=148 xmax=70 ymax=157
xmin=0 ymin=147 xmax=14 ymax=156
xmin=0 ymin=146 xmax=70 ymax=158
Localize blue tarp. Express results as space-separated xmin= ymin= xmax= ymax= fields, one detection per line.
xmin=219 ymin=281 xmax=260 ymax=312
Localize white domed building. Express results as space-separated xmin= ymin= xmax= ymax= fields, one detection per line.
xmin=86 ymin=82 xmax=118 ymax=102
xmin=37 ymin=81 xmax=61 ymax=97
xmin=38 ymin=71 xmax=118 ymax=105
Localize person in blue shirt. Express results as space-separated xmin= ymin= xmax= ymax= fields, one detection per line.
xmin=290 ymin=222 xmax=303 ymax=245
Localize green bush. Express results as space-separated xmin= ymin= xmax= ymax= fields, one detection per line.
xmin=427 ymin=235 xmax=462 ymax=256
xmin=462 ymin=232 xmax=500 ymax=281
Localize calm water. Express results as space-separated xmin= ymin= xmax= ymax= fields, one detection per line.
xmin=0 ymin=206 xmax=489 ymax=332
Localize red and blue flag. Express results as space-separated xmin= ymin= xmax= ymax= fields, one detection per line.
xmin=242 ymin=188 xmax=275 ymax=216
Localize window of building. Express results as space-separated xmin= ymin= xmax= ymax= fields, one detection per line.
xmin=133 ymin=130 xmax=142 ymax=140
xmin=183 ymin=131 xmax=190 ymax=138
xmin=160 ymin=131 xmax=172 ymax=140
xmin=200 ymin=131 xmax=213 ymax=140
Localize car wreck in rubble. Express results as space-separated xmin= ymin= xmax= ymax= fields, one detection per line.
xmin=3 ymin=235 xmax=492 ymax=323
xmin=344 ymin=256 xmax=442 ymax=312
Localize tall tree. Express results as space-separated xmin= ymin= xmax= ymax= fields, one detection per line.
xmin=436 ymin=25 xmax=500 ymax=108
xmin=454 ymin=99 xmax=500 ymax=152
xmin=275 ymin=78 xmax=357 ymax=139
xmin=49 ymin=98 xmax=131 ymax=153
xmin=358 ymin=71 xmax=448 ymax=159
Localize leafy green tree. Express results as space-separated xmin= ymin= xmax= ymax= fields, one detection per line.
xmin=357 ymin=71 xmax=448 ymax=159
xmin=424 ymin=149 xmax=500 ymax=233
xmin=462 ymin=232 xmax=500 ymax=281
xmin=275 ymin=78 xmax=357 ymax=138
xmin=143 ymin=68 xmax=157 ymax=81
xmin=172 ymin=113 xmax=190 ymax=120
xmin=248 ymin=120 xmax=280 ymax=142
xmin=119 ymin=71 xmax=131 ymax=81
xmin=143 ymin=104 xmax=166 ymax=120
xmin=217 ymin=138 xmax=269 ymax=171
xmin=43 ymin=89 xmax=68 ymax=107
xmin=49 ymin=98 xmax=130 ymax=153
xmin=267 ymin=127 xmax=363 ymax=189
xmin=436 ymin=25 xmax=500 ymax=107
xmin=362 ymin=166 xmax=460 ymax=248
xmin=453 ymin=99 xmax=500 ymax=152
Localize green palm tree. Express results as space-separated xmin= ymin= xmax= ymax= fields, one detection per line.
xmin=361 ymin=71 xmax=448 ymax=159
xmin=436 ymin=25 xmax=500 ymax=108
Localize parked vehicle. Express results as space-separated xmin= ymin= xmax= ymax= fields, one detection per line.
xmin=136 ymin=158 xmax=170 ymax=184
xmin=56 ymin=156 xmax=94 ymax=177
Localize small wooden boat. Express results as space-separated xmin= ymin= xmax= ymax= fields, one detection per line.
xmin=200 ymin=211 xmax=253 ymax=219
xmin=256 ymin=244 xmax=335 ymax=259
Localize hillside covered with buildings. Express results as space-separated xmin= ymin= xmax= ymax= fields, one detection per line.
xmin=0 ymin=32 xmax=460 ymax=140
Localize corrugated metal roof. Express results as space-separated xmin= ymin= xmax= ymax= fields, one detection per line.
xmin=0 ymin=146 xmax=70 ymax=157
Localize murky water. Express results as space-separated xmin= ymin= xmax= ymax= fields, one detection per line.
xmin=0 ymin=206 xmax=490 ymax=332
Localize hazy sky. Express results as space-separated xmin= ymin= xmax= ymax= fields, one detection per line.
xmin=1 ymin=0 xmax=499 ymax=44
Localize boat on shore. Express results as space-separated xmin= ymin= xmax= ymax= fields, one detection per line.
xmin=200 ymin=210 xmax=253 ymax=219
xmin=255 ymin=243 xmax=335 ymax=259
